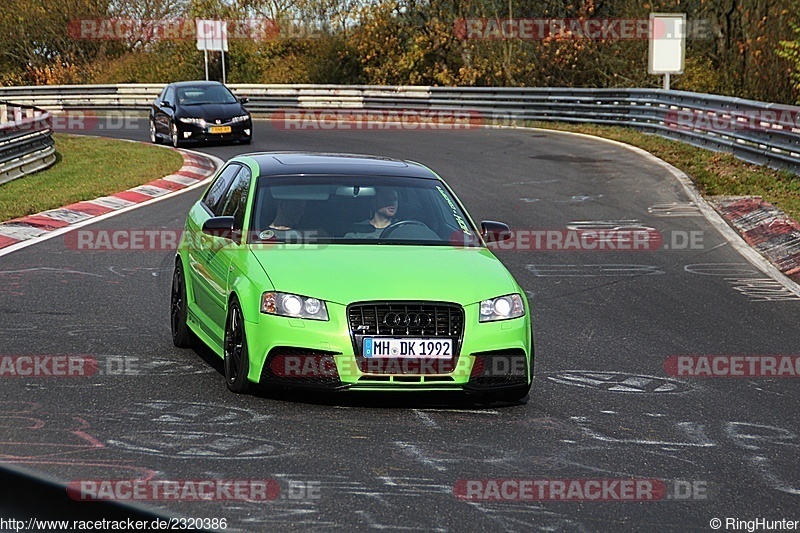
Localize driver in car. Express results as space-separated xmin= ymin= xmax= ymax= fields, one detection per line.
xmin=344 ymin=188 xmax=398 ymax=238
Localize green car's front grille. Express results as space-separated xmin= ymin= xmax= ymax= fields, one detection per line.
xmin=347 ymin=301 xmax=463 ymax=338
xmin=347 ymin=301 xmax=464 ymax=375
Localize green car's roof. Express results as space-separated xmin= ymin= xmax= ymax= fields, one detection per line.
xmin=237 ymin=152 xmax=440 ymax=179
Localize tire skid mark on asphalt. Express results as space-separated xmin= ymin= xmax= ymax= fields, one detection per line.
xmin=106 ymin=430 xmax=293 ymax=460
xmin=683 ymin=263 xmax=760 ymax=277
xmin=648 ymin=202 xmax=704 ymax=217
xmin=224 ymin=475 xmax=455 ymax=529
xmin=412 ymin=410 xmax=439 ymax=429
xmin=526 ymin=264 xmax=665 ymax=277
xmin=107 ymin=266 xmax=172 ymax=278
xmin=724 ymin=277 xmax=800 ymax=301
xmin=392 ymin=441 xmax=521 ymax=473
xmin=459 ymin=500 xmax=589 ymax=533
xmin=354 ymin=510 xmax=434 ymax=531
xmin=0 ymin=267 xmax=107 ymax=299
xmin=0 ymin=266 xmax=103 ymax=276
xmin=393 ymin=442 xmax=448 ymax=472
xmin=88 ymin=401 xmax=271 ymax=426
xmin=0 ymin=402 xmax=159 ymax=483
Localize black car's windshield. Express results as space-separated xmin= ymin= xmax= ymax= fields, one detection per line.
xmin=177 ymin=85 xmax=238 ymax=105
xmin=249 ymin=176 xmax=479 ymax=246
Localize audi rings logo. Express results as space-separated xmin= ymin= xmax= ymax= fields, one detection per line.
xmin=383 ymin=312 xmax=432 ymax=328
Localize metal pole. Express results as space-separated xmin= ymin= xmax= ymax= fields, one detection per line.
xmin=664 ymin=72 xmax=670 ymax=91
xmin=221 ymin=50 xmax=226 ymax=84
xmin=204 ymin=50 xmax=209 ymax=81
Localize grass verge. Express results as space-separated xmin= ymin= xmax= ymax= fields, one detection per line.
xmin=0 ymin=133 xmax=184 ymax=222
xmin=525 ymin=121 xmax=800 ymax=221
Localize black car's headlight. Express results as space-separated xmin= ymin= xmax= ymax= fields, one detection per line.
xmin=231 ymin=115 xmax=250 ymax=123
xmin=479 ymin=294 xmax=525 ymax=322
xmin=178 ymin=117 xmax=206 ymax=126
xmin=261 ymin=292 xmax=329 ymax=321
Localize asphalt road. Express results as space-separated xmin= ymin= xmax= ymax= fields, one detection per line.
xmin=1 ymin=118 xmax=799 ymax=531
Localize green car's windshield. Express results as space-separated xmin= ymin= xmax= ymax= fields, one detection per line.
xmin=248 ymin=175 xmax=479 ymax=246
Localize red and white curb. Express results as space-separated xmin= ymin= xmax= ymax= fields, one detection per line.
xmin=711 ymin=196 xmax=800 ymax=283
xmin=0 ymin=148 xmax=219 ymax=254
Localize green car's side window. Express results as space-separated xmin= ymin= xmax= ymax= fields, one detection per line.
xmin=202 ymin=164 xmax=242 ymax=216
xmin=218 ymin=166 xmax=252 ymax=231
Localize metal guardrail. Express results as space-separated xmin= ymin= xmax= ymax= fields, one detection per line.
xmin=1 ymin=84 xmax=799 ymax=175
xmin=0 ymin=102 xmax=56 ymax=185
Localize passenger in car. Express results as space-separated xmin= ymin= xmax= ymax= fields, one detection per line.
xmin=269 ymin=199 xmax=306 ymax=231
xmin=258 ymin=199 xmax=307 ymax=241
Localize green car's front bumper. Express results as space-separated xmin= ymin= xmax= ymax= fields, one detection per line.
xmin=242 ymin=301 xmax=532 ymax=393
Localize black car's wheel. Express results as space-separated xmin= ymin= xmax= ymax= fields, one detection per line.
xmin=171 ymin=122 xmax=181 ymax=148
xmin=170 ymin=261 xmax=193 ymax=348
xmin=224 ymin=298 xmax=250 ymax=393
xmin=149 ymin=119 xmax=159 ymax=144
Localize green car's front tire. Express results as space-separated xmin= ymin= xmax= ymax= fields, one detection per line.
xmin=171 ymin=262 xmax=194 ymax=348
xmin=224 ymin=298 xmax=250 ymax=394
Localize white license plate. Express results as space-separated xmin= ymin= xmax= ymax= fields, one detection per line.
xmin=363 ymin=338 xmax=452 ymax=359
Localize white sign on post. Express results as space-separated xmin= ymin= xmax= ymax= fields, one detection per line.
xmin=648 ymin=13 xmax=686 ymax=90
xmin=196 ymin=19 xmax=228 ymax=52
xmin=196 ymin=19 xmax=228 ymax=83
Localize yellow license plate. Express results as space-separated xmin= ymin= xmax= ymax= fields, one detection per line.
xmin=209 ymin=126 xmax=231 ymax=134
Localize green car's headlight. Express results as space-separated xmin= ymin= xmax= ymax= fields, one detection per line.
xmin=261 ymin=292 xmax=329 ymax=321
xmin=479 ymin=294 xmax=525 ymax=322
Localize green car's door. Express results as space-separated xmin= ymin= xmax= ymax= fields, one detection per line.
xmin=187 ymin=163 xmax=250 ymax=340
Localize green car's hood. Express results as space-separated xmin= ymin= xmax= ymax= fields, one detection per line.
xmin=249 ymin=245 xmax=519 ymax=305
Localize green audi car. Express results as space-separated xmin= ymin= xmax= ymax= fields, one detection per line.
xmin=171 ymin=152 xmax=533 ymax=401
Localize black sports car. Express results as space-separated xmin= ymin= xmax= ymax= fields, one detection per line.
xmin=149 ymin=81 xmax=252 ymax=147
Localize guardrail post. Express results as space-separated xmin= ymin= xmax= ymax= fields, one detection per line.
xmin=13 ymin=107 xmax=22 ymax=123
xmin=0 ymin=104 xmax=6 ymax=124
